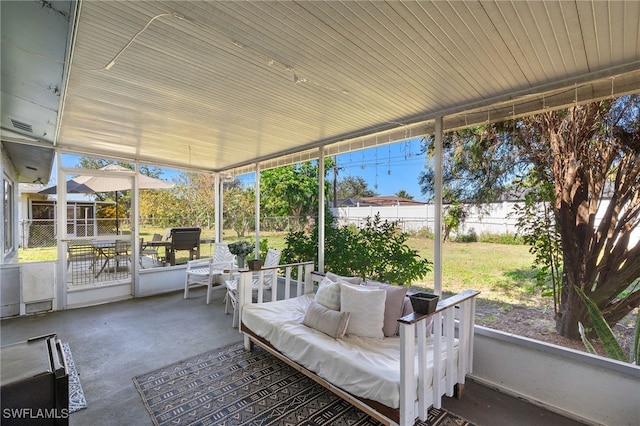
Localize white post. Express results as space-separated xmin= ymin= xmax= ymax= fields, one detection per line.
xmin=432 ymin=313 xmax=443 ymax=407
xmin=254 ymin=163 xmax=260 ymax=259
xmin=434 ymin=117 xmax=444 ymax=295
xmin=132 ymin=163 xmax=140 ymax=295
xmin=399 ymin=323 xmax=416 ymax=426
xmin=215 ymin=173 xmax=222 ymax=243
xmin=318 ymin=146 xmax=325 ymax=273
xmin=238 ymin=271 xmax=253 ymax=331
xmin=55 ymin=151 xmax=67 ymax=310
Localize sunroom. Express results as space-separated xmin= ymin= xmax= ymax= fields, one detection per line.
xmin=1 ymin=1 xmax=639 ymax=425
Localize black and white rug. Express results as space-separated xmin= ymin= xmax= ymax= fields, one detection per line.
xmin=62 ymin=342 xmax=87 ymax=413
xmin=133 ymin=342 xmax=474 ymax=426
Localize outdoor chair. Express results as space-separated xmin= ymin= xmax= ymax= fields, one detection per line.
xmin=184 ymin=243 xmax=235 ymax=302
xmin=225 ymin=248 xmax=281 ymax=327
xmin=67 ymin=244 xmax=95 ymax=272
xmin=139 ymin=236 xmax=161 ymax=268
xmin=167 ymin=227 xmax=201 ymax=265
xmin=113 ymin=240 xmax=130 ymax=273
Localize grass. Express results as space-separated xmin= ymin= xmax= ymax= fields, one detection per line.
xmin=405 ymin=238 xmax=538 ymax=306
xmin=19 ymin=228 xmax=537 ymax=307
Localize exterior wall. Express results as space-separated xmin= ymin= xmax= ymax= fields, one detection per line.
xmin=472 ymin=326 xmax=640 ymax=426
xmin=2 ymin=144 xmax=21 ymax=316
xmin=1 ymin=142 xmax=19 ymax=264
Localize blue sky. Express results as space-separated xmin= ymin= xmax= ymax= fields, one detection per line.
xmin=55 ymin=137 xmax=429 ymax=201
xmin=333 ymin=137 xmax=427 ymax=201
xmin=235 ymin=137 xmax=429 ymax=201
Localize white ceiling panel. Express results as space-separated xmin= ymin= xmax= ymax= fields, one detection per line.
xmin=4 ymin=1 xmax=639 ymax=175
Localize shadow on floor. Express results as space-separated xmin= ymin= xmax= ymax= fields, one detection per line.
xmin=1 ymin=288 xmax=585 ymax=426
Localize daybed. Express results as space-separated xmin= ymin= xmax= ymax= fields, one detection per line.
xmin=236 ymin=264 xmax=480 ymax=426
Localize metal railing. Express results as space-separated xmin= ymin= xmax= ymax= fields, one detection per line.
xmin=66 ymin=238 xmax=132 ymax=287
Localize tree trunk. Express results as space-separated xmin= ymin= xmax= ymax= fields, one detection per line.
xmin=555 ymin=270 xmax=589 ymax=340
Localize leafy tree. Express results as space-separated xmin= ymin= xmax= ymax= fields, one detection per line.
xmin=171 ymin=172 xmax=216 ymax=228
xmin=395 ymin=189 xmax=414 ymax=200
xmin=511 ymin=173 xmax=563 ymax=317
xmin=224 ymin=185 xmax=255 ymax=237
xmin=139 ymin=188 xmax=181 ymax=228
xmin=419 ymin=96 xmax=640 ymax=339
xmin=443 ymin=201 xmax=466 ymax=242
xmin=336 ymin=176 xmax=378 ymax=199
xmin=260 ymin=159 xmax=333 ymax=230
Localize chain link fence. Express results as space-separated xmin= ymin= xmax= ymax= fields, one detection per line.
xmin=20 ymin=219 xmax=128 ymax=248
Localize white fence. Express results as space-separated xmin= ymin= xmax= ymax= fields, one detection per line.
xmin=331 ymin=200 xmax=640 ymax=247
xmin=331 ymin=202 xmax=520 ymax=236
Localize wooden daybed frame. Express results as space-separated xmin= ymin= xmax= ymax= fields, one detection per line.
xmin=235 ymin=263 xmax=480 ymax=426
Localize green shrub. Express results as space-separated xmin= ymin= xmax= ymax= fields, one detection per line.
xmin=478 ymin=233 xmax=525 ymax=245
xmin=577 ymin=286 xmax=639 ymax=364
xmin=282 ymin=213 xmax=432 ymax=285
xmin=455 ymin=231 xmax=477 ymax=243
xmin=409 ymin=227 xmax=435 ymax=239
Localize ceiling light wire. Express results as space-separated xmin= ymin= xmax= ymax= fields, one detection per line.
xmin=103 ymin=12 xmax=184 ymax=70
xmin=98 ymin=7 xmax=411 ymax=135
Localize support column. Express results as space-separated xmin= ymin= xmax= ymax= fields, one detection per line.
xmin=318 ymin=147 xmax=325 ymax=273
xmin=215 ymin=173 xmax=222 ymax=243
xmin=254 ymin=164 xmax=261 ymax=259
xmin=55 ymin=151 xmax=67 ymax=310
xmin=434 ymin=117 xmax=444 ymax=295
xmin=132 ymin=163 xmax=140 ymax=296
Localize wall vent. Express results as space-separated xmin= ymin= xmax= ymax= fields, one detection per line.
xmin=26 ymin=300 xmax=53 ymax=314
xmin=10 ymin=118 xmax=33 ymax=133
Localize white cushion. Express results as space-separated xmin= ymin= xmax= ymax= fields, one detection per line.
xmin=315 ymin=277 xmax=341 ymax=310
xmin=303 ymin=301 xmax=351 ymax=339
xmin=363 ymin=280 xmax=409 ymax=337
xmin=326 ymin=272 xmax=362 ymax=285
xmin=340 ymin=282 xmax=386 ymax=339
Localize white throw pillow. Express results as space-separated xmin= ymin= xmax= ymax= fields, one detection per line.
xmin=340 ymin=282 xmax=386 ymax=339
xmin=363 ymin=280 xmax=409 ymax=336
xmin=326 ymin=272 xmax=362 ymax=285
xmin=303 ymin=301 xmax=351 ymax=339
xmin=315 ymin=277 xmax=341 ymax=310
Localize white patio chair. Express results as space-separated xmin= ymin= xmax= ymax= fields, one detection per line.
xmin=225 ymin=248 xmax=281 ymax=327
xmin=183 ymin=243 xmax=234 ymax=302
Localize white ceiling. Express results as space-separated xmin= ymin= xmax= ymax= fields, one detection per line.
xmin=4 ymin=1 xmax=640 ymax=178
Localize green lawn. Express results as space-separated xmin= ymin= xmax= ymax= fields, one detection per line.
xmin=19 ymin=229 xmax=536 ymax=305
xmin=410 ymin=239 xmax=537 ymax=304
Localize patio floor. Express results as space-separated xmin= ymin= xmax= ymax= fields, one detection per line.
xmin=0 ymin=288 xmax=586 ymax=425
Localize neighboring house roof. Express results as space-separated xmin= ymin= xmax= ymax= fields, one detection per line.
xmin=337 ymin=196 xmax=425 ymax=207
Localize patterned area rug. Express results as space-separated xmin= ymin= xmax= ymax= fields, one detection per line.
xmin=133 ymin=342 xmax=474 ymax=426
xmin=62 ymin=342 xmax=87 ymax=413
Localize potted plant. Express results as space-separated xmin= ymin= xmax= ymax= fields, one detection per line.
xmin=409 ymin=292 xmax=439 ymax=315
xmin=228 ymin=240 xmax=254 ymax=268
xmin=247 ymin=259 xmax=262 ymax=270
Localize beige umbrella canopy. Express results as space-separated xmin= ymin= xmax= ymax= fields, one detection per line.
xmin=40 ymin=164 xmax=175 ymax=193
xmin=69 ymin=164 xmax=174 ymax=192
xmin=40 ymin=164 xmax=174 ymax=233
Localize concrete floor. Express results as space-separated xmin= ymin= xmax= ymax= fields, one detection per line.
xmin=1 ymin=288 xmax=585 ymax=426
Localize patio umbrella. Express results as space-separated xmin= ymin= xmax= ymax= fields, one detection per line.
xmin=40 ymin=164 xmax=174 ymax=233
